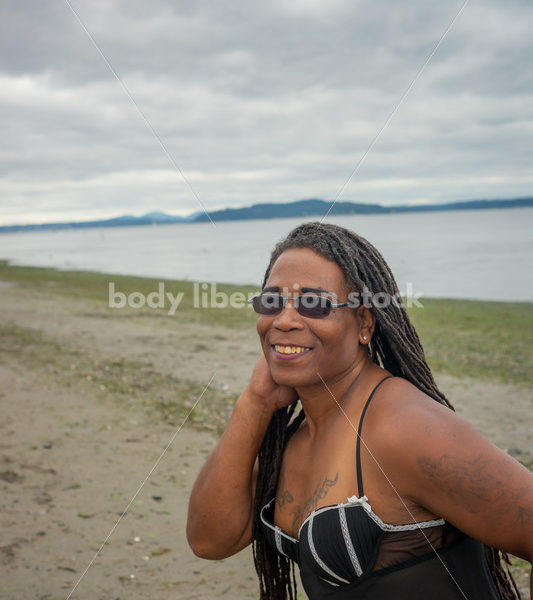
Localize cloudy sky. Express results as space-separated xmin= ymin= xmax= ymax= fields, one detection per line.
xmin=1 ymin=0 xmax=532 ymax=225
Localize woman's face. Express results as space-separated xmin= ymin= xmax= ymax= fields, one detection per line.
xmin=256 ymin=248 xmax=366 ymax=390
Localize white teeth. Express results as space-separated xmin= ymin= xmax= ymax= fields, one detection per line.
xmin=274 ymin=344 xmax=309 ymax=355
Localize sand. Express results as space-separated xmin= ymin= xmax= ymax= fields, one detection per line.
xmin=0 ymin=282 xmax=531 ymax=599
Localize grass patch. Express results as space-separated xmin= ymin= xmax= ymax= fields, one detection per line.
xmin=508 ymin=555 xmax=531 ymax=597
xmin=1 ymin=262 xmax=532 ymax=386
xmin=0 ymin=260 xmax=258 ymax=328
xmin=407 ymin=298 xmax=532 ymax=387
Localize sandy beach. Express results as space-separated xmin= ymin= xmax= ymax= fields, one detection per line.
xmin=0 ymin=278 xmax=531 ymax=599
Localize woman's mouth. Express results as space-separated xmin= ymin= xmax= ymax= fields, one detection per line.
xmin=272 ymin=344 xmax=312 ymax=360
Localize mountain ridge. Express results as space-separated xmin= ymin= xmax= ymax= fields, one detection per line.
xmin=1 ymin=197 xmax=531 ymax=233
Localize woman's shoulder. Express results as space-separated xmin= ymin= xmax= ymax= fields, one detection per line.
xmin=359 ymin=373 xmax=505 ymax=496
xmin=361 ymin=373 xmax=468 ymax=450
xmin=361 ymin=374 xmax=533 ymax=560
xmin=366 ymin=373 xmax=454 ymax=418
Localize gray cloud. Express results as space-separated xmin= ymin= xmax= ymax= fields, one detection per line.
xmin=1 ymin=0 xmax=532 ymax=224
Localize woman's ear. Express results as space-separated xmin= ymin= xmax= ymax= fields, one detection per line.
xmin=357 ymin=305 xmax=376 ymax=344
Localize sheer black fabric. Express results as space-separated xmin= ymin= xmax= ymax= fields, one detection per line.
xmin=260 ymin=376 xmax=503 ymax=599
xmin=261 ymin=500 xmax=500 ymax=599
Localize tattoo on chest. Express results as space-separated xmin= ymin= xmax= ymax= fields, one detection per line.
xmin=277 ymin=472 xmax=339 ymax=532
xmin=276 ymin=470 xmax=294 ymax=510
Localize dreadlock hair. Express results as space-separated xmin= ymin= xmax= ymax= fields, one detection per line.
xmin=251 ymin=222 xmax=520 ymax=600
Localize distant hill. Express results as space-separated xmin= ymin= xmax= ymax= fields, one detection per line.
xmin=1 ymin=197 xmax=531 ymax=233
xmin=193 ymin=197 xmax=533 ymax=222
xmin=193 ymin=198 xmax=384 ymax=222
xmin=0 ymin=211 xmax=194 ymax=233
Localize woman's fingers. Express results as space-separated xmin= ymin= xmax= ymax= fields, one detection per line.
xmin=247 ymin=355 xmax=298 ymax=413
xmin=275 ymin=385 xmax=299 ymax=410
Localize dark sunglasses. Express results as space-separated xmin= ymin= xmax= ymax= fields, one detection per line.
xmin=248 ymin=292 xmax=358 ymax=319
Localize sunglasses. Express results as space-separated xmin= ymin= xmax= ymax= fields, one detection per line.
xmin=248 ymin=292 xmax=358 ymax=319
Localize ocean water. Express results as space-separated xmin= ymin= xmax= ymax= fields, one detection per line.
xmin=0 ymin=207 xmax=531 ymax=302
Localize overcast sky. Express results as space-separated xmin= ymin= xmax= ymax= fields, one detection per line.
xmin=1 ymin=0 xmax=532 ymax=225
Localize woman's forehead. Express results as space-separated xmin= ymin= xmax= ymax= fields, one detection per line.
xmin=266 ymin=248 xmax=347 ymax=291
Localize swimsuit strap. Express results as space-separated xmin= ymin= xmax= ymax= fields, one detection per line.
xmin=356 ymin=375 xmax=395 ymax=497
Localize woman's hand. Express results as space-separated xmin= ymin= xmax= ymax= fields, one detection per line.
xmin=245 ymin=354 xmax=298 ymax=414
xmin=187 ymin=354 xmax=297 ymax=560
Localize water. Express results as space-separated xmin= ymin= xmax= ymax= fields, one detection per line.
xmin=0 ymin=207 xmax=531 ymax=302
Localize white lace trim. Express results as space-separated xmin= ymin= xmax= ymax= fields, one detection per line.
xmin=296 ymin=496 xmax=445 ymax=536
xmin=307 ymin=513 xmax=350 ymax=585
xmin=274 ymin=528 xmax=286 ymax=556
xmin=338 ymin=506 xmax=363 ymax=577
xmin=366 ymin=508 xmax=445 ymax=531
xmin=262 ymin=495 xmax=445 ymax=548
xmin=319 ymin=576 xmax=340 ymax=586
xmin=260 ymin=498 xmax=298 ymax=543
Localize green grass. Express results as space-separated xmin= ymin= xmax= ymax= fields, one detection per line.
xmin=407 ymin=297 xmax=532 ymax=387
xmin=508 ymin=555 xmax=531 ymax=597
xmin=1 ymin=261 xmax=532 ymax=386
xmin=0 ymin=260 xmax=259 ymax=328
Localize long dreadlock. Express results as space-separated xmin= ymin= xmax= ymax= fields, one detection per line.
xmin=251 ymin=222 xmax=520 ymax=600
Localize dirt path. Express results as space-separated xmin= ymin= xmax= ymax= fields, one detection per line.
xmin=0 ymin=283 xmax=531 ymax=598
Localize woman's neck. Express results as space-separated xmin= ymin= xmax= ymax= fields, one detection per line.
xmin=295 ymin=353 xmax=374 ymax=436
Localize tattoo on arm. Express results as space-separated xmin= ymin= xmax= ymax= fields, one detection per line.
xmin=517 ymin=502 xmax=532 ymax=526
xmin=418 ymin=454 xmax=533 ymax=528
xmin=417 ymin=454 xmax=518 ymax=516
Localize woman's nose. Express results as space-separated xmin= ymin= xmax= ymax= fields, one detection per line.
xmin=272 ymin=298 xmax=305 ymax=329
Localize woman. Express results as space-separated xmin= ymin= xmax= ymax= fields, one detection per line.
xmin=187 ymin=222 xmax=533 ymax=599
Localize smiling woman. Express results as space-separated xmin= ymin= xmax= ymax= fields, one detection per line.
xmin=255 ymin=249 xmax=363 ymax=391
xmin=186 ymin=222 xmax=533 ymax=600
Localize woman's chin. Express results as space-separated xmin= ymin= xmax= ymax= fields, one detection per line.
xmin=268 ymin=365 xmax=315 ymax=390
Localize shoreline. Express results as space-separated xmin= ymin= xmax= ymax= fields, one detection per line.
xmin=0 ymin=205 xmax=532 ymax=303
xmin=2 ymin=256 xmax=533 ymax=305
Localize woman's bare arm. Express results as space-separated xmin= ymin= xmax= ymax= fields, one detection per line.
xmin=186 ymin=356 xmax=297 ymax=559
xmin=368 ymin=379 xmax=533 ymax=596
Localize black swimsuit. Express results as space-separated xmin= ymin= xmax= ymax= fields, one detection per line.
xmin=261 ymin=376 xmax=502 ymax=599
